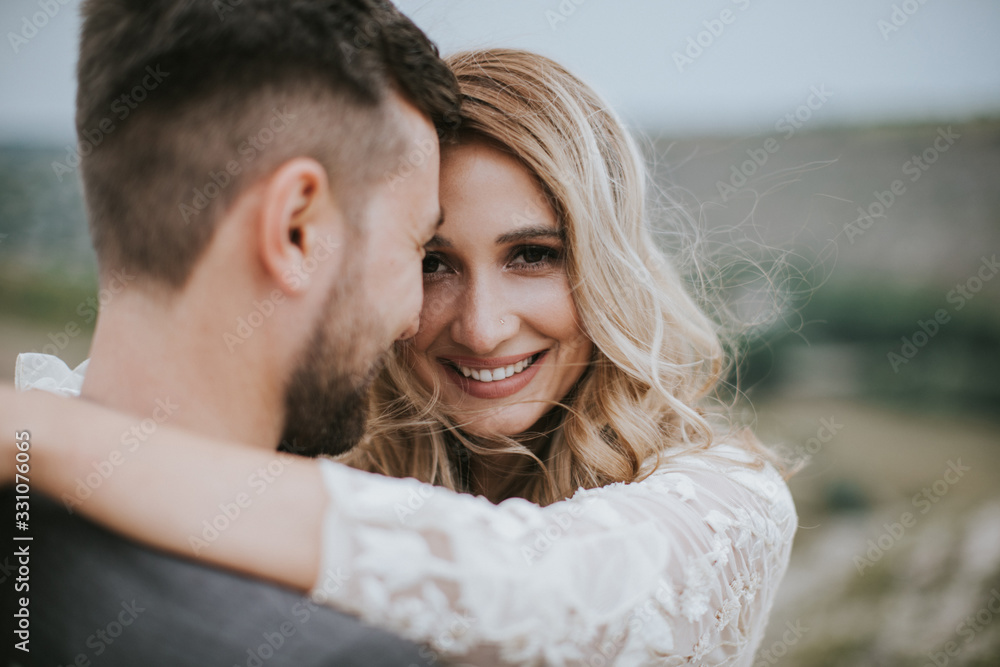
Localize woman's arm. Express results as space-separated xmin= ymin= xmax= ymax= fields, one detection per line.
xmin=307 ymin=447 xmax=798 ymax=664
xmin=2 ymin=385 xmax=325 ymax=592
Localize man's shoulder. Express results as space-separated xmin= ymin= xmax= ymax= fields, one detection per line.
xmin=1 ymin=488 xmax=432 ymax=667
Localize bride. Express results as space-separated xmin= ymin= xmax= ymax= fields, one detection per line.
xmin=5 ymin=49 xmax=796 ymax=665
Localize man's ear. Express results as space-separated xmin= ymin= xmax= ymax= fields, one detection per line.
xmin=257 ymin=157 xmax=344 ymax=295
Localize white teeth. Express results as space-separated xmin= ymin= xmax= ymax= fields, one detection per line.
xmin=454 ymin=354 xmax=538 ymax=383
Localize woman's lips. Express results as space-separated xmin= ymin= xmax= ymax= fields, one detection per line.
xmin=439 ymin=350 xmax=548 ymax=400
xmin=441 ymin=350 xmax=548 ymax=369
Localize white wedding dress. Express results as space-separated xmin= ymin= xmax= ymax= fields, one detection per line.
xmin=17 ymin=352 xmax=797 ymax=666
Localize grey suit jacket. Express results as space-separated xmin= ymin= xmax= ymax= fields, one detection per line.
xmin=1 ymin=490 xmax=434 ymax=667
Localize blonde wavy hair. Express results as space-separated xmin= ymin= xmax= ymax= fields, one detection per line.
xmin=338 ymin=48 xmax=767 ymax=505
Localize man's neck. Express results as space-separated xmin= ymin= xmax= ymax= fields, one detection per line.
xmin=80 ymin=290 xmax=285 ymax=451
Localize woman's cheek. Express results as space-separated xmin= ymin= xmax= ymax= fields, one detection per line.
xmin=522 ymin=275 xmax=580 ymax=339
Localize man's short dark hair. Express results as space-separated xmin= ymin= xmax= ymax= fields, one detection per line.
xmin=77 ymin=0 xmax=460 ymax=289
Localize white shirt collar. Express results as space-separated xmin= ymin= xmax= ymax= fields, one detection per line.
xmin=15 ymin=353 xmax=88 ymax=397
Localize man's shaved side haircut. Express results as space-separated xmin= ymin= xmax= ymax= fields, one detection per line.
xmin=76 ymin=0 xmax=460 ymax=289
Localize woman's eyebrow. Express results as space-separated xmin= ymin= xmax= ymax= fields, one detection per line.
xmin=426 ymin=234 xmax=452 ymax=248
xmin=427 ymin=225 xmax=564 ymax=249
xmin=496 ymin=226 xmax=564 ymax=244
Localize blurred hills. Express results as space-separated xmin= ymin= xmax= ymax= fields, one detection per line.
xmin=1 ymin=120 xmax=999 ymax=414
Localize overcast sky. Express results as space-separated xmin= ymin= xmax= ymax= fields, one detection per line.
xmin=1 ymin=0 xmax=998 ymax=144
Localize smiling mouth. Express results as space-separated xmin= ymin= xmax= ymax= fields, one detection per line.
xmin=441 ymin=352 xmax=545 ymax=383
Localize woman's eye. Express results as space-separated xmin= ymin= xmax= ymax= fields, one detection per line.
xmin=422 ymin=253 xmax=447 ymax=274
xmin=512 ymin=245 xmax=561 ymax=267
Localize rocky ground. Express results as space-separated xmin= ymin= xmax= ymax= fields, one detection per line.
xmin=756 ymin=397 xmax=1000 ymax=666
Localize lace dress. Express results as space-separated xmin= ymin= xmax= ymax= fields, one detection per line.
xmin=311 ymin=446 xmax=796 ymax=665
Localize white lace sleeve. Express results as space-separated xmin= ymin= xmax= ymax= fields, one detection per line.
xmin=310 ymin=444 xmax=797 ymax=666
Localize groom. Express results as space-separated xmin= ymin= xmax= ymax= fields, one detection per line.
xmin=3 ymin=0 xmax=459 ymax=665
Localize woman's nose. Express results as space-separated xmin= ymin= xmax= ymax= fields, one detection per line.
xmin=450 ymin=276 xmax=513 ymax=355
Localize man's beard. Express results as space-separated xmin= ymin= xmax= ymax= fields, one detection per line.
xmin=278 ymin=275 xmax=386 ymax=458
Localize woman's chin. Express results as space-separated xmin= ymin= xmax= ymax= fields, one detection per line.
xmin=448 ymin=406 xmax=542 ymax=441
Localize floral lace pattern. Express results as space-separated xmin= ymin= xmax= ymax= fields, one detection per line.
xmin=312 ymin=445 xmax=797 ymax=666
